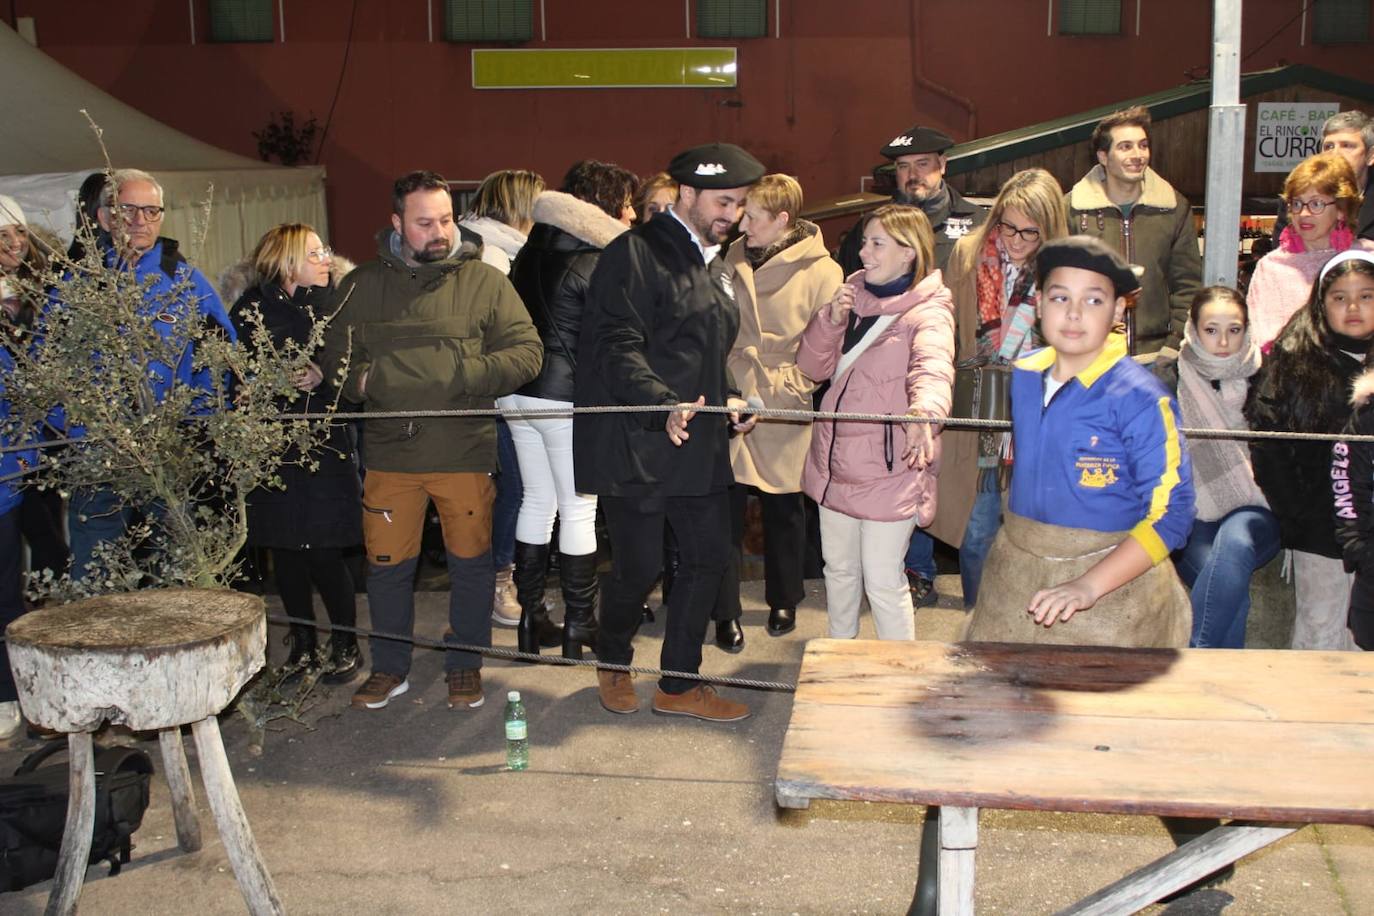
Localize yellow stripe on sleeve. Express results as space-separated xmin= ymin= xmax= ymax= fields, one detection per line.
xmin=1128 ymin=396 xmax=1182 ymax=566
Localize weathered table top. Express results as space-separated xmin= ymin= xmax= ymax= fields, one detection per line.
xmin=775 ymin=640 xmax=1374 ymax=826
xmin=6 ymin=588 xmax=263 ymax=651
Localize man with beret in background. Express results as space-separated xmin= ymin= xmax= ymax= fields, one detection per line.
xmin=574 ymin=142 xmax=764 ymax=722
xmin=836 ymin=125 xmax=987 ymax=610
xmin=836 ymin=124 xmax=986 ymax=275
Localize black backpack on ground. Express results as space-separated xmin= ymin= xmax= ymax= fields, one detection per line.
xmin=0 ymin=741 xmax=154 ymax=892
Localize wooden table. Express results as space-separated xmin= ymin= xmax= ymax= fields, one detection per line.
xmin=775 ymin=640 xmax=1374 ymax=915
xmin=6 ymin=589 xmax=281 ymax=916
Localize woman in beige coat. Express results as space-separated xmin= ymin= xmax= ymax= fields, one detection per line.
xmin=927 ymin=168 xmax=1067 ymax=607
xmin=716 ymin=174 xmax=843 ymax=638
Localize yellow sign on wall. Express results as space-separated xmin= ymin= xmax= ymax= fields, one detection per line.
xmin=472 ymin=48 xmax=738 ymax=90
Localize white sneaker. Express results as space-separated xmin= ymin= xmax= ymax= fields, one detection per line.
xmin=492 ymin=565 xmax=521 ymax=627
xmin=0 ymin=701 xmax=21 ymax=739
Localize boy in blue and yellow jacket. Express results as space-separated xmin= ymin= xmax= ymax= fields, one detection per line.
xmin=964 ymin=236 xmax=1195 ymax=647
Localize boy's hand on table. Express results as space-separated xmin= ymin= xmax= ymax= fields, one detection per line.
xmin=1027 ymin=578 xmax=1097 ymax=626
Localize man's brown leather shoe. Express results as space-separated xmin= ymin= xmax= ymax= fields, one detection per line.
xmin=597 ymin=670 xmax=638 ymax=714
xmin=651 ymin=685 xmax=750 ymax=722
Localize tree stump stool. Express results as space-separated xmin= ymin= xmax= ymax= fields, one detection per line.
xmin=5 ymin=588 xmax=282 ymax=916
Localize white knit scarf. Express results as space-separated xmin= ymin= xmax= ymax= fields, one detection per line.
xmin=1177 ymin=321 xmax=1268 ymax=521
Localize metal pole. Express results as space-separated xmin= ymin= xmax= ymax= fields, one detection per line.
xmin=1203 ymin=0 xmax=1246 ymax=286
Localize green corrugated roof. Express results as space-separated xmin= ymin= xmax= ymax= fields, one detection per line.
xmin=927 ymin=65 xmax=1374 ymax=176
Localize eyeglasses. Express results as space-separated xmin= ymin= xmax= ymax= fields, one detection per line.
xmin=996 ymin=221 xmax=1041 ymax=243
xmin=306 ymin=246 xmax=333 ymax=263
xmin=1286 ymin=198 xmax=1336 ymax=216
xmin=116 ymin=204 xmax=165 ymax=222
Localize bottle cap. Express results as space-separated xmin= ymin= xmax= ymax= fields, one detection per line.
xmin=508 ymin=690 xmax=520 ymax=702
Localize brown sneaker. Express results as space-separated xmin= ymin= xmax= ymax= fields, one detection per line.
xmin=447 ymin=669 xmax=485 ymax=709
xmin=597 ymin=670 xmax=638 ymax=714
xmin=351 ymin=672 xmax=409 ymax=710
xmin=652 ymin=685 xmax=750 ymax=722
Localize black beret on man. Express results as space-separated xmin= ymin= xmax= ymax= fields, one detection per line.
xmin=667 ymin=143 xmax=766 ymax=189
xmin=880 ymin=125 xmax=954 ymax=159
xmin=1036 ymin=235 xmax=1143 ymax=298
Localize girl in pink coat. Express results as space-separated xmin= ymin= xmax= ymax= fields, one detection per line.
xmin=798 ymin=205 xmax=956 ymax=639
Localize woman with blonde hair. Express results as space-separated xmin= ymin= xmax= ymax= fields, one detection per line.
xmin=1248 ymin=152 xmax=1372 ymax=345
xmin=927 ymin=168 xmax=1068 ymax=607
xmin=231 ymin=223 xmax=363 ymax=680
xmin=709 ymin=174 xmax=843 ymax=639
xmin=459 ymin=169 xmax=545 ymax=275
xmin=457 ymin=168 xmax=546 ymax=624
xmin=797 ymin=204 xmax=955 ymax=640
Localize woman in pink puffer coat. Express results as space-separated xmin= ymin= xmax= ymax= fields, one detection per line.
xmin=798 ymin=204 xmax=955 ymax=640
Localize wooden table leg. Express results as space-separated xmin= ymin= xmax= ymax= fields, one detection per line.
xmin=938 ymin=806 xmax=978 ymax=916
xmin=44 ymin=732 xmax=95 ymax=916
xmin=158 ymin=727 xmax=203 ymax=852
xmin=1056 ymin=822 xmax=1299 ymax=915
xmin=190 ymin=715 xmax=284 ymax=916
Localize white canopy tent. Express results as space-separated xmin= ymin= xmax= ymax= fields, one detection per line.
xmin=0 ymin=21 xmax=326 ymax=282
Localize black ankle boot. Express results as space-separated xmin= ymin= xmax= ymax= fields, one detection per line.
xmin=283 ymin=624 xmax=317 ymax=673
xmin=322 ymin=632 xmax=361 ymax=684
xmin=559 ymin=551 xmax=600 ymax=660
xmin=515 ymin=541 xmax=562 ymax=654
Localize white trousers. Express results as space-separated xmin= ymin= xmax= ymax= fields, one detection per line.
xmin=819 ymin=505 xmax=920 ymax=640
xmin=1291 ymin=550 xmax=1359 ymax=651
xmin=498 ymin=393 xmax=598 ymax=556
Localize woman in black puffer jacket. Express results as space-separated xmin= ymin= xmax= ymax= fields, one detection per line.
xmin=501 ymin=161 xmax=638 ymax=657
xmin=231 ymin=224 xmax=363 ymax=680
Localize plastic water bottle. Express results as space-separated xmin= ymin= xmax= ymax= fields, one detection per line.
xmin=505 ymin=690 xmax=528 ymax=771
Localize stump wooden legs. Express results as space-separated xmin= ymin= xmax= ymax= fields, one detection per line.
xmin=158 ymin=728 xmax=202 ymax=852
xmin=190 ymin=715 xmax=284 ymax=916
xmin=937 ymin=806 xmax=978 ymax=916
xmin=45 ymin=732 xmax=94 ymax=916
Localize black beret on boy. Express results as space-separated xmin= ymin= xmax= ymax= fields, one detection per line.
xmin=1036 ymin=236 xmax=1142 ymax=298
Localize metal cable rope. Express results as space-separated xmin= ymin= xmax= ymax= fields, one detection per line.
xmin=262 ymin=611 xmax=799 ymax=693
xmin=6 ymin=402 xmax=1372 ymax=451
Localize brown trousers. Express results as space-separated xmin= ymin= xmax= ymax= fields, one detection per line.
xmin=361 ymin=470 xmax=494 ymax=565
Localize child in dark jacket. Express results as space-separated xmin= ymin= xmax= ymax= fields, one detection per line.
xmin=1249 ymin=249 xmax=1374 ymax=651
xmin=964 ymin=236 xmax=1195 ymax=646
xmin=1328 ymin=252 xmax=1374 ymax=651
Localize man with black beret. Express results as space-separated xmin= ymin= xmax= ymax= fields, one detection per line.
xmin=574 ymin=142 xmax=763 ymax=722
xmin=835 ymin=124 xmax=987 ymax=276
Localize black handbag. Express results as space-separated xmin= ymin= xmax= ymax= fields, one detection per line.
xmin=951 ymin=359 xmax=1012 ymax=424
xmin=0 ymin=741 xmax=153 ymax=891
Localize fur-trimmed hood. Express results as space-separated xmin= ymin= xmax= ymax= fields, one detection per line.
xmin=1068 ymin=165 xmax=1181 ymax=213
xmin=1352 ymin=367 xmax=1374 ymax=409
xmin=531 ymin=191 xmax=628 ymax=250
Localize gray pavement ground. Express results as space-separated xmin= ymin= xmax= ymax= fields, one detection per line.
xmin=1 ymin=574 xmax=1370 ymax=915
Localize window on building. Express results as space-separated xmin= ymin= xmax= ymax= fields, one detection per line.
xmin=697 ymin=0 xmax=767 ymax=39
xmin=208 ymin=0 xmax=273 ymax=43
xmin=444 ymin=0 xmax=533 ymax=42
xmin=1058 ymin=0 xmax=1122 ymax=36
xmin=1313 ymin=0 xmax=1370 ymax=43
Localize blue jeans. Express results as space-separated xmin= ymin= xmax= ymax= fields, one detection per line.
xmin=904 ymin=529 xmax=936 ymax=580
xmin=959 ymin=487 xmax=1003 ymax=608
xmin=1172 ymin=506 xmax=1281 ymax=649
xmin=492 ymin=418 xmax=521 ymax=568
xmin=68 ymin=486 xmax=133 ymax=582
